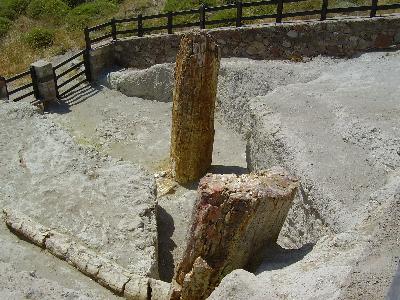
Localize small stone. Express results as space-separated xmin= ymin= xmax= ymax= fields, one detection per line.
xmin=97 ymin=262 xmax=131 ymax=294
xmin=246 ymin=41 xmax=265 ymax=56
xmin=287 ymin=30 xmax=299 ymax=38
xmin=124 ymin=274 xmax=149 ymax=300
xmin=149 ymin=278 xmax=170 ymax=300
xmin=374 ymin=34 xmax=393 ymax=48
xmin=282 ymin=40 xmax=292 ymax=48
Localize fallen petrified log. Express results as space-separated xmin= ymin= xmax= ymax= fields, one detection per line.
xmin=170 ymin=31 xmax=221 ymax=184
xmin=171 ymin=167 xmax=299 ymax=300
xmin=3 ymin=208 xmax=169 ymax=300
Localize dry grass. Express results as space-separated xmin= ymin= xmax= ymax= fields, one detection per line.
xmin=0 ymin=0 xmax=399 ymax=79
xmin=0 ymin=17 xmax=84 ymax=79
xmin=0 ymin=0 xmax=159 ymax=79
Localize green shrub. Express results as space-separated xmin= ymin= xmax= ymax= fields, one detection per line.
xmin=0 ymin=17 xmax=12 ymax=37
xmin=24 ymin=27 xmax=55 ymax=48
xmin=27 ymin=0 xmax=70 ymax=21
xmin=66 ymin=0 xmax=117 ymax=29
xmin=7 ymin=0 xmax=30 ymax=15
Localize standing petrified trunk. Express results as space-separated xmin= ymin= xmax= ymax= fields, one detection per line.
xmin=170 ymin=32 xmax=220 ymax=184
xmin=171 ymin=167 xmax=299 ymax=300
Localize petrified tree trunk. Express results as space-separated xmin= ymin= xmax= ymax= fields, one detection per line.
xmin=170 ymin=32 xmax=220 ymax=184
xmin=171 ymin=167 xmax=299 ymax=300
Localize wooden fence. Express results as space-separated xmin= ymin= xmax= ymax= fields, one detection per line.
xmin=2 ymin=0 xmax=400 ymax=103
xmin=85 ymin=0 xmax=400 ymax=49
xmin=2 ymin=50 xmax=90 ymax=102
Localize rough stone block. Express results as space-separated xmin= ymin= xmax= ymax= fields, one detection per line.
xmin=3 ymin=208 xmax=50 ymax=247
xmin=124 ymin=274 xmax=149 ymax=300
xmin=31 ymin=60 xmax=57 ymax=102
xmin=149 ymin=278 xmax=170 ymax=300
xmin=31 ymin=60 xmax=53 ymax=81
xmin=97 ymin=262 xmax=132 ymax=294
xmin=45 ymin=231 xmax=74 ymax=259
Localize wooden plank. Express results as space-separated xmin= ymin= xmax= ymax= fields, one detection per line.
xmin=173 ymin=21 xmax=201 ymax=29
xmin=57 ymin=71 xmax=86 ymax=89
xmin=328 ymin=5 xmax=371 ymax=14
xmin=53 ymin=50 xmax=85 ymax=70
xmin=116 ymin=29 xmax=138 ymax=35
xmin=12 ymin=91 xmax=34 ymax=102
xmin=8 ymin=83 xmax=33 ymax=95
xmin=205 ymin=18 xmax=237 ymax=26
xmin=59 ymin=79 xmax=88 ymax=98
xmin=242 ymin=13 xmax=277 ymax=21
xmin=142 ymin=25 xmax=168 ymax=32
xmin=88 ymin=21 xmax=111 ymax=32
xmin=172 ymin=8 xmax=199 ymax=17
xmin=377 ymin=3 xmax=400 ymax=10
xmin=91 ymin=33 xmax=113 ymax=44
xmin=6 ymin=70 xmax=31 ymax=83
xmin=115 ymin=16 xmax=138 ymax=24
xmin=206 ymin=3 xmax=236 ymax=12
xmin=283 ymin=9 xmax=321 ymax=18
xmin=56 ymin=61 xmax=85 ymax=79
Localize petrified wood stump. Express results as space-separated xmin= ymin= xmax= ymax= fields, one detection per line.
xmin=172 ymin=167 xmax=299 ymax=300
xmin=170 ymin=32 xmax=220 ymax=184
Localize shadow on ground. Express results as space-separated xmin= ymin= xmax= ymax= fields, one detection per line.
xmin=209 ymin=164 xmax=248 ymax=175
xmin=253 ymin=243 xmax=314 ymax=274
xmin=45 ymin=84 xmax=102 ymax=114
xmin=157 ymin=204 xmax=176 ymax=282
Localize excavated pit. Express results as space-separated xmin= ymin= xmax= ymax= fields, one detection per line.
xmin=1 ymin=51 xmax=399 ymax=299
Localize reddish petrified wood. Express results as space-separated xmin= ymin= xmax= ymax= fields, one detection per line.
xmin=171 ymin=167 xmax=299 ymax=300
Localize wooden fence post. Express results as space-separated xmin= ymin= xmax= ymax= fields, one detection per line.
xmin=138 ymin=14 xmax=143 ymax=37
xmin=30 ymin=66 xmax=40 ymax=100
xmin=321 ymin=0 xmax=329 ymax=20
xmin=236 ymin=1 xmax=243 ymax=27
xmin=370 ymin=0 xmax=378 ymax=17
xmin=200 ymin=4 xmax=206 ymax=29
xmin=167 ymin=12 xmax=173 ymax=34
xmin=83 ymin=49 xmax=92 ymax=83
xmin=0 ymin=76 xmax=8 ymax=101
xmin=52 ymin=68 xmax=60 ymax=99
xmin=111 ymin=18 xmax=117 ymax=41
xmin=84 ymin=27 xmax=91 ymax=50
xmin=276 ymin=0 xmax=284 ymax=23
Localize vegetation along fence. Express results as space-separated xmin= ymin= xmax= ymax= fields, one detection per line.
xmin=85 ymin=0 xmax=400 ymax=49
xmin=2 ymin=0 xmax=400 ymax=103
xmin=2 ymin=69 xmax=36 ymax=102
xmin=1 ymin=50 xmax=90 ymax=103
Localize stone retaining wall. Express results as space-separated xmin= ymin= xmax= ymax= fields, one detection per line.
xmin=90 ymin=14 xmax=400 ymax=78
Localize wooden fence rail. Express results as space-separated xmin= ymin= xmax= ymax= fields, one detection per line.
xmin=85 ymin=0 xmax=400 ymax=49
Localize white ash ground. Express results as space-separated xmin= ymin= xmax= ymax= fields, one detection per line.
xmin=0 ymin=102 xmax=157 ymax=299
xmin=1 ymin=51 xmax=399 ymax=299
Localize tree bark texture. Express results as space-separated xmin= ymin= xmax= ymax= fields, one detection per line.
xmin=170 ymin=31 xmax=221 ymax=184
xmin=171 ymin=168 xmax=299 ymax=300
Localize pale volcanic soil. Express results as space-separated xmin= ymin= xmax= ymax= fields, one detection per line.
xmin=0 ymin=50 xmax=399 ymax=299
